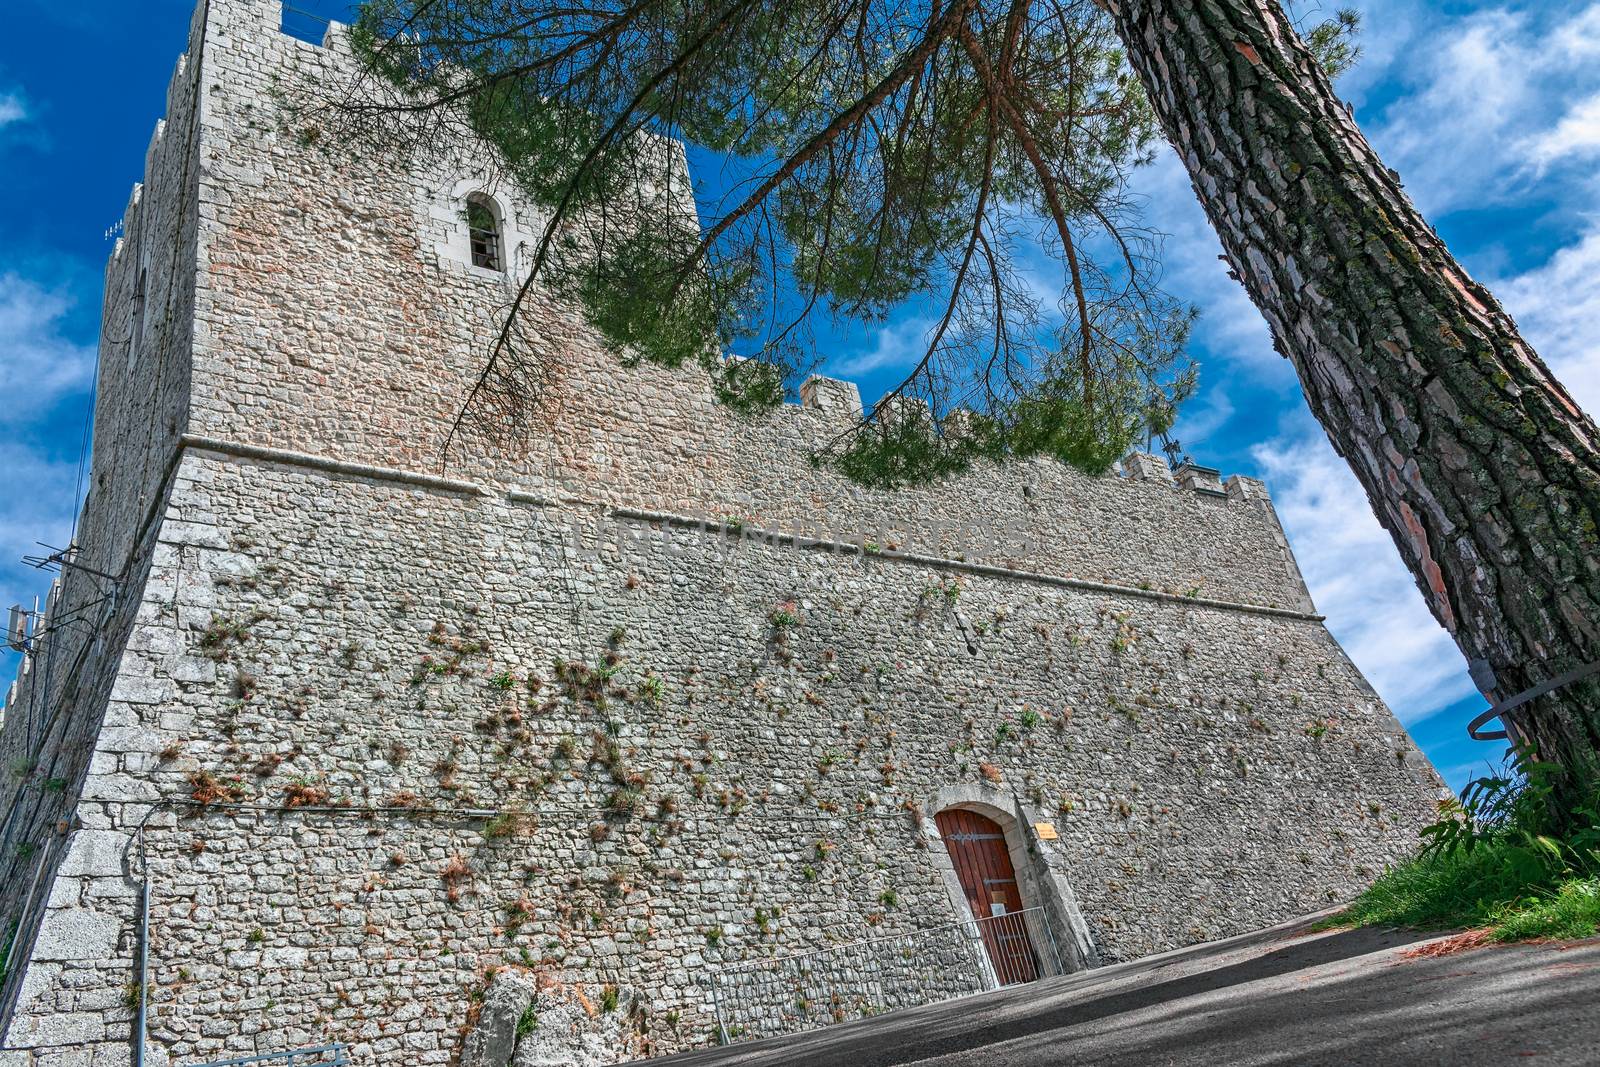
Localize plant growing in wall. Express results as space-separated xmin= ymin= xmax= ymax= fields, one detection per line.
xmin=281 ymin=777 xmax=332 ymax=808
xmin=637 ymin=675 xmax=666 ymax=707
xmin=768 ymin=601 xmax=801 ymax=633
xmin=197 ymin=610 xmax=268 ymax=662
xmin=440 ymin=854 xmax=473 ymax=903
xmin=187 ymin=770 xmax=245 ymax=807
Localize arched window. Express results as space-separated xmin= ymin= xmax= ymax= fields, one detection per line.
xmin=466 ymin=193 xmax=503 ymax=272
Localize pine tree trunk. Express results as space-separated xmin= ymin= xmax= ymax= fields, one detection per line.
xmin=1104 ymin=0 xmax=1600 ymax=799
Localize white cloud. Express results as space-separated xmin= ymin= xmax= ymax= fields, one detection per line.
xmin=828 ymin=316 xmax=936 ymax=379
xmin=0 ymin=272 xmax=96 ymax=679
xmin=1554 ymin=4 xmax=1600 ymax=60
xmin=1168 ymin=384 xmax=1234 ymax=449
xmin=1253 ymin=424 xmax=1479 ymax=724
xmin=1356 ymin=2 xmax=1600 ymax=215
xmin=0 ymin=92 xmax=24 ymax=130
xmin=1494 ymin=224 xmax=1600 ymax=419
xmin=1137 ymin=152 xmax=1282 ymax=372
xmin=0 ymin=274 xmax=96 ymax=419
xmin=1527 ymin=94 xmax=1600 ymax=169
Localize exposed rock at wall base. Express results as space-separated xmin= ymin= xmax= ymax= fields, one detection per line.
xmin=465 ymin=971 xmax=647 ymax=1067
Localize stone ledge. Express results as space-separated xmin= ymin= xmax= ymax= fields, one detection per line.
xmin=179 ymin=435 xmax=490 ymax=498
xmin=608 ymin=506 xmax=1326 ymax=623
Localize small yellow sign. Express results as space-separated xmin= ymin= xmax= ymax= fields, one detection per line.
xmin=1033 ymin=822 xmax=1058 ymax=840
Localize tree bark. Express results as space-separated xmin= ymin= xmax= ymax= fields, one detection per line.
xmin=1105 ymin=0 xmax=1600 ymax=798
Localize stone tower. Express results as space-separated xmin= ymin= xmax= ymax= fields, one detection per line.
xmin=0 ymin=2 xmax=1445 ymax=1064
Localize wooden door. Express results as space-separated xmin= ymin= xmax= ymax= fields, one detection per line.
xmin=935 ymin=809 xmax=1040 ymax=984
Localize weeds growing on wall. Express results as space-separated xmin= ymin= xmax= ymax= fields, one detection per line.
xmin=1329 ymin=747 xmax=1600 ymax=941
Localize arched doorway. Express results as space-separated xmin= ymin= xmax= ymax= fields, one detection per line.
xmin=935 ymin=809 xmax=1041 ymax=984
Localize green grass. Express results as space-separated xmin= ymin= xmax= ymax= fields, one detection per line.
xmin=1490 ymin=878 xmax=1600 ymax=941
xmin=1327 ymin=746 xmax=1600 ymax=943
xmin=1330 ymin=846 xmax=1600 ymax=941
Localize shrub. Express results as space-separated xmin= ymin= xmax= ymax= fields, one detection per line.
xmin=1333 ymin=746 xmax=1600 ymax=942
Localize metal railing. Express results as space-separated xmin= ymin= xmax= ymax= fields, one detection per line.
xmin=708 ymin=907 xmax=1062 ymax=1043
xmin=189 ymin=1045 xmax=350 ymax=1067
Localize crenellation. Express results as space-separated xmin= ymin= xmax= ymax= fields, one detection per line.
xmin=1173 ymin=461 xmax=1225 ymax=496
xmin=1119 ymin=450 xmax=1174 ymax=484
xmin=0 ymin=2 xmax=1444 ymax=1064
xmin=798 ymin=373 xmax=863 ymax=418
xmin=143 ymin=118 xmax=167 ymax=180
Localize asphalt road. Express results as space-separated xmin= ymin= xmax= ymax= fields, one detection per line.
xmin=637 ymin=914 xmax=1600 ymax=1066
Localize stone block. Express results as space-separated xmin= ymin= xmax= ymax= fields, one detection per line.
xmin=799 ymin=374 xmax=863 ymax=417
xmin=1121 ymin=452 xmax=1173 ymax=483
xmin=31 ymin=909 xmax=122 ymax=962
xmin=14 ymin=960 xmax=63 ymax=1015
xmin=58 ymin=829 xmax=134 ymax=880
xmin=109 ymin=676 xmax=175 ymax=706
xmin=167 ymin=656 xmax=217 ymax=684
xmin=1174 ymin=462 xmax=1225 ymax=495
xmin=44 ymin=876 xmax=82 ymax=911
xmin=96 ymin=727 xmax=166 ymax=755
xmin=11 ymin=1010 xmax=105 ymax=1046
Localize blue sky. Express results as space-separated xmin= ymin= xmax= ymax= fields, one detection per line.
xmin=3 ymin=1 xmax=1598 ymax=794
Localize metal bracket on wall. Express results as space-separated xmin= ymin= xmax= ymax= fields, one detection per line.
xmin=188 ymin=1043 xmax=350 ymax=1066
xmin=1467 ymin=659 xmax=1600 ymax=741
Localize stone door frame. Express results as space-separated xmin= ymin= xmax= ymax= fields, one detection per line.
xmin=921 ymin=783 xmax=1100 ymax=974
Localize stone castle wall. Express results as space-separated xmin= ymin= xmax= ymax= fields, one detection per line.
xmin=0 ymin=0 xmax=207 ymax=1055
xmin=187 ymin=0 xmax=1309 ymax=612
xmin=0 ymin=2 xmax=1446 ymax=1064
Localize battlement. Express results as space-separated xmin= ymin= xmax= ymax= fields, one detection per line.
xmin=55 ymin=0 xmax=1319 ymax=691
xmin=94 ymin=0 xmax=1311 ymax=614
xmin=231 ymin=4 xmax=1273 ymax=515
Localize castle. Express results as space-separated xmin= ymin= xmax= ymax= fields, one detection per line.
xmin=0 ymin=2 xmax=1445 ymax=1064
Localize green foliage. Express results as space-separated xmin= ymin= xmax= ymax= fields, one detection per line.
xmin=343 ymin=0 xmax=1207 ymax=482
xmin=1491 ymin=878 xmax=1600 ymax=941
xmin=1299 ymin=7 xmax=1363 ymax=79
xmin=483 ymin=812 xmax=522 ymax=839
xmin=606 ymin=786 xmax=644 ymax=817
xmin=637 ymin=675 xmax=666 ymax=707
xmin=516 ymin=1003 xmax=539 ymax=1037
xmin=1334 ymin=747 xmax=1600 ymax=941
